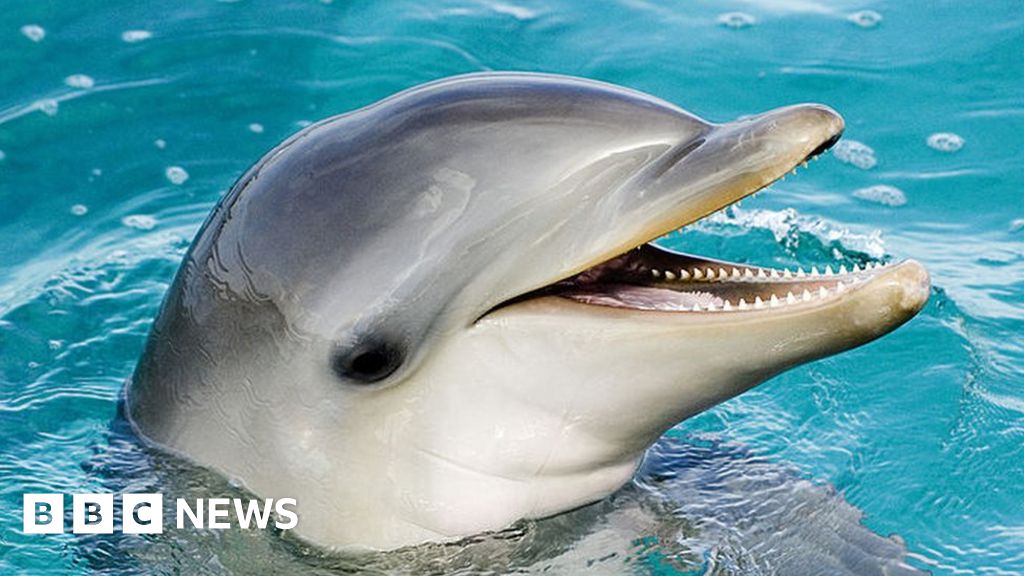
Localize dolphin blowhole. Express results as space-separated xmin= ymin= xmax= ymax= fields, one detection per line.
xmin=127 ymin=72 xmax=929 ymax=551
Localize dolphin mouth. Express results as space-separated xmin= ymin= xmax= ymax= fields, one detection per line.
xmin=488 ymin=129 xmax=908 ymax=316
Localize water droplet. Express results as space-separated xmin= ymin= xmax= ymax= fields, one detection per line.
xmin=718 ymin=12 xmax=756 ymax=29
xmin=847 ymin=10 xmax=882 ymax=28
xmin=832 ymin=139 xmax=877 ymax=170
xmin=154 ymin=138 xmax=167 ymax=149
xmin=248 ymin=122 xmax=264 ymax=134
xmin=36 ymin=99 xmax=59 ymax=117
xmin=64 ymin=74 xmax=95 ymax=89
xmin=926 ymin=132 xmax=964 ymax=152
xmin=165 ymin=166 xmax=189 ymax=185
xmin=20 ymin=24 xmax=45 ymax=42
xmin=853 ymin=185 xmax=906 ymax=207
xmin=122 ymin=214 xmax=157 ymax=230
xmin=121 ymin=29 xmax=153 ymax=43
xmin=70 ymin=204 xmax=89 ymax=216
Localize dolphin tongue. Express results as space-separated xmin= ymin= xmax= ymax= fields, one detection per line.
xmin=560 ymin=284 xmax=724 ymax=312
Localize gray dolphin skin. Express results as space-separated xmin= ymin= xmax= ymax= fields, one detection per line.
xmin=127 ymin=72 xmax=930 ymax=552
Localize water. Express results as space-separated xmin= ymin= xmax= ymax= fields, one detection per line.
xmin=1 ymin=0 xmax=1022 ymax=573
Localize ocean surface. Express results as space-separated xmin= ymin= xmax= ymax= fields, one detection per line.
xmin=1 ymin=1 xmax=1022 ymax=574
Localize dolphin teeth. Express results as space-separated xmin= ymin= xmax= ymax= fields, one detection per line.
xmin=791 ymin=168 xmax=798 ymax=175
xmin=787 ymin=292 xmax=797 ymax=304
xmin=744 ymin=269 xmax=754 ymax=278
xmin=770 ymin=269 xmax=780 ymax=278
xmin=797 ymin=268 xmax=806 ymax=278
xmin=819 ymin=286 xmax=829 ymax=298
xmin=803 ymin=289 xmax=812 ymax=301
xmin=651 ymin=269 xmax=661 ymax=278
xmin=707 ymin=301 xmax=719 ymax=311
xmin=811 ymin=266 xmax=820 ymax=277
xmin=723 ymin=300 xmax=733 ymax=311
xmin=825 ymin=265 xmax=834 ymax=276
xmin=679 ymin=269 xmax=691 ymax=280
xmin=693 ymin=268 xmax=703 ymax=280
xmin=664 ymin=271 xmax=676 ymax=280
xmin=754 ymin=296 xmax=765 ymax=309
xmin=837 ymin=281 xmax=847 ymax=292
xmin=839 ymin=264 xmax=848 ymax=275
xmin=769 ymin=294 xmax=780 ymax=307
xmin=783 ymin=269 xmax=792 ymax=278
xmin=853 ymin=263 xmax=861 ymax=273
xmin=731 ymin=268 xmax=741 ymax=278
xmin=718 ymin=268 xmax=729 ymax=280
xmin=705 ymin=267 xmax=715 ymax=279
xmin=802 ymin=160 xmax=809 ymax=168
xmin=757 ymin=269 xmax=767 ymax=278
xmin=692 ymin=303 xmax=702 ymax=312
xmin=739 ymin=298 xmax=749 ymax=310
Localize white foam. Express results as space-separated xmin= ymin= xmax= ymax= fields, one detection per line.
xmin=64 ymin=74 xmax=95 ymax=89
xmin=35 ymin=99 xmax=59 ymax=117
xmin=926 ymin=132 xmax=964 ymax=152
xmin=852 ymin=185 xmax=907 ymax=207
xmin=122 ymin=215 xmax=157 ymax=230
xmin=847 ymin=10 xmax=882 ymax=28
xmin=20 ymin=24 xmax=45 ymax=42
xmin=165 ymin=166 xmax=189 ymax=185
xmin=718 ymin=12 xmax=756 ymax=29
xmin=121 ymin=30 xmax=153 ymax=43
xmin=832 ymin=139 xmax=877 ymax=170
xmin=700 ymin=206 xmax=887 ymax=258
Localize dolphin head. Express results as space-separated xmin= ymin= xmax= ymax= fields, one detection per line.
xmin=128 ymin=73 xmax=929 ymax=550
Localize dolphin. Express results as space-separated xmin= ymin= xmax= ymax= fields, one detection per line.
xmin=126 ymin=72 xmax=930 ymax=551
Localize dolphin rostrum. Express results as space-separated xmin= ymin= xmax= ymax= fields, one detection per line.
xmin=127 ymin=72 xmax=929 ymax=551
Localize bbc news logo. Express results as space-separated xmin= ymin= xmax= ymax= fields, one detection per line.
xmin=23 ymin=494 xmax=297 ymax=534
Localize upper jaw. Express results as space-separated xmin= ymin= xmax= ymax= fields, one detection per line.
xmin=483 ymin=103 xmax=851 ymax=319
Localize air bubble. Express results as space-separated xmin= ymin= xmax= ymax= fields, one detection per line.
xmin=70 ymin=204 xmax=89 ymax=216
xmin=36 ymin=99 xmax=59 ymax=117
xmin=64 ymin=74 xmax=95 ymax=89
xmin=248 ymin=123 xmax=264 ymax=134
xmin=122 ymin=214 xmax=157 ymax=230
xmin=21 ymin=24 xmax=45 ymax=42
xmin=154 ymin=138 xmax=167 ymax=149
xmin=91 ymin=168 xmax=102 ymax=177
xmin=718 ymin=12 xmax=756 ymax=29
xmin=165 ymin=166 xmax=189 ymax=185
xmin=832 ymin=139 xmax=877 ymax=170
xmin=121 ymin=29 xmax=153 ymax=43
xmin=847 ymin=10 xmax=882 ymax=28
xmin=853 ymin=185 xmax=906 ymax=207
xmin=926 ymin=132 xmax=964 ymax=152
xmin=0 ymin=150 xmax=5 ymax=161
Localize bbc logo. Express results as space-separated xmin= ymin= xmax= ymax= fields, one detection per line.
xmin=23 ymin=493 xmax=162 ymax=535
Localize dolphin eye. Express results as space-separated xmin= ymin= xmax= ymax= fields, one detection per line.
xmin=331 ymin=339 xmax=403 ymax=384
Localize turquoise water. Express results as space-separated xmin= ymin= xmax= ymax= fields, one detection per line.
xmin=1 ymin=0 xmax=1022 ymax=574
